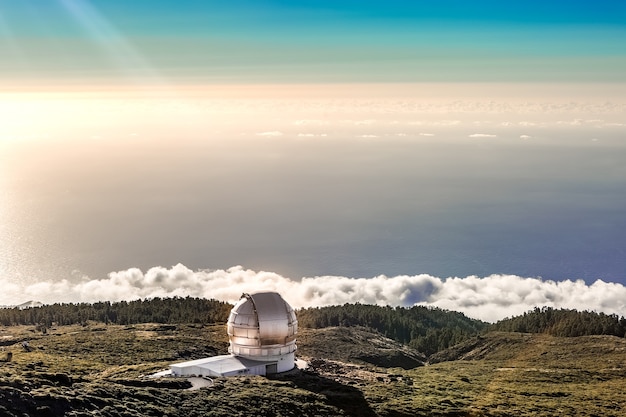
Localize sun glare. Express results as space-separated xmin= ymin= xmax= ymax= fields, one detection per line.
xmin=58 ymin=0 xmax=166 ymax=87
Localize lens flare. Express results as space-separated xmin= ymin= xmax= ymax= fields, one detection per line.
xmin=58 ymin=0 xmax=166 ymax=87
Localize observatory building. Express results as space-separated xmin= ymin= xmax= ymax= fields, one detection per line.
xmin=169 ymin=292 xmax=298 ymax=377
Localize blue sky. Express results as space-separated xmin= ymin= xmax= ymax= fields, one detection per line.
xmin=1 ymin=0 xmax=625 ymax=84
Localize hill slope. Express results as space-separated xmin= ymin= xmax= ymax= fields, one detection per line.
xmin=297 ymin=326 xmax=426 ymax=369
xmin=430 ymin=331 xmax=626 ymax=364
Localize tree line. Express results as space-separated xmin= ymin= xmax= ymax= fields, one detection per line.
xmin=0 ymin=297 xmax=232 ymax=327
xmin=490 ymin=307 xmax=626 ymax=337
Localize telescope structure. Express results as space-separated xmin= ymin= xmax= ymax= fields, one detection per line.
xmin=169 ymin=292 xmax=298 ymax=377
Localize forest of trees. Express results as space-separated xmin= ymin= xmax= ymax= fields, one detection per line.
xmin=490 ymin=307 xmax=626 ymax=338
xmin=0 ymin=297 xmax=232 ymax=327
xmin=297 ymin=303 xmax=488 ymax=355
xmin=2 ymin=299 xmax=624 ymax=355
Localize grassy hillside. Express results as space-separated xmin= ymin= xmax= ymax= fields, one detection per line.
xmin=297 ymin=326 xmax=426 ymax=369
xmin=1 ymin=324 xmax=625 ymax=416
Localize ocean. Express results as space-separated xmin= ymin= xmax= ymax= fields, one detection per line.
xmin=2 ymin=123 xmax=625 ymax=290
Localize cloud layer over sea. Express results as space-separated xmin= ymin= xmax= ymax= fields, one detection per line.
xmin=2 ymin=264 xmax=624 ymax=322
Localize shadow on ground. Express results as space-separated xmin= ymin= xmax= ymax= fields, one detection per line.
xmin=274 ymin=369 xmax=377 ymax=417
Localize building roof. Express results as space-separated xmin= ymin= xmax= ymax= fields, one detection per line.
xmin=170 ymin=355 xmax=275 ymax=375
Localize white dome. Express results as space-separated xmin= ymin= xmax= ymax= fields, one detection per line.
xmin=227 ymin=292 xmax=298 ymax=360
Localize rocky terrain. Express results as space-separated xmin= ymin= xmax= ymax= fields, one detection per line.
xmin=1 ymin=324 xmax=625 ymax=416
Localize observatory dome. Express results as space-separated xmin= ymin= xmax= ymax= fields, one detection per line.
xmin=227 ymin=292 xmax=297 ymax=371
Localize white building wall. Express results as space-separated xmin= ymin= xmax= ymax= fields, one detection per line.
xmin=275 ymin=352 xmax=295 ymax=373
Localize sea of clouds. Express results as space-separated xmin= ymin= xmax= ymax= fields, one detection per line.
xmin=3 ymin=264 xmax=625 ymax=322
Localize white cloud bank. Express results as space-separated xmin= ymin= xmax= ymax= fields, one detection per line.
xmin=3 ymin=265 xmax=625 ymax=322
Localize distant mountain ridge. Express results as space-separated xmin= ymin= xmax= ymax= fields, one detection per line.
xmin=0 ymin=300 xmax=43 ymax=310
